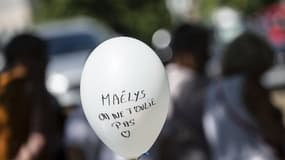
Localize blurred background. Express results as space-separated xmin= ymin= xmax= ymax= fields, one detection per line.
xmin=1 ymin=0 xmax=284 ymax=107
xmin=1 ymin=0 xmax=285 ymax=160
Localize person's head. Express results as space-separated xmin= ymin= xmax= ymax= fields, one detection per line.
xmin=3 ymin=33 xmax=48 ymax=80
xmin=222 ymin=32 xmax=285 ymax=159
xmin=222 ymin=32 xmax=274 ymax=78
xmin=170 ymin=23 xmax=211 ymax=73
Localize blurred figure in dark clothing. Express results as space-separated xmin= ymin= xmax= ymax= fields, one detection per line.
xmin=64 ymin=105 xmax=120 ymax=160
xmin=0 ymin=33 xmax=64 ymax=160
xmin=204 ymin=32 xmax=285 ymax=160
xmin=154 ymin=24 xmax=211 ymax=160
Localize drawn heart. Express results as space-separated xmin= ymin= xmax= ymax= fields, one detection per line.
xmin=121 ymin=130 xmax=131 ymax=138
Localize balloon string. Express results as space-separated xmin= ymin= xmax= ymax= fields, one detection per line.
xmin=138 ymin=152 xmax=150 ymax=160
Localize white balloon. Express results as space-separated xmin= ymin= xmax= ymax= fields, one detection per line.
xmin=80 ymin=37 xmax=170 ymax=159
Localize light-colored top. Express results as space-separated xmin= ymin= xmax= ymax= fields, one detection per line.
xmin=203 ymin=76 xmax=278 ymax=160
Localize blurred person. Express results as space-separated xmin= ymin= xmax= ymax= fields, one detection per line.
xmin=64 ymin=105 xmax=124 ymax=160
xmin=204 ymin=32 xmax=285 ymax=160
xmin=154 ymin=23 xmax=211 ymax=160
xmin=0 ymin=33 xmax=64 ymax=160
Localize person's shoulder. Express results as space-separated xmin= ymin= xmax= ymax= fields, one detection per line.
xmin=43 ymin=91 xmax=62 ymax=109
xmin=204 ymin=80 xmax=228 ymax=119
xmin=0 ymin=69 xmax=12 ymax=90
xmin=0 ymin=76 xmax=25 ymax=98
xmin=0 ymin=65 xmax=27 ymax=95
xmin=206 ymin=81 xmax=221 ymax=102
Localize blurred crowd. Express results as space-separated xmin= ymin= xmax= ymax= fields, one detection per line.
xmin=1 ymin=3 xmax=285 ymax=160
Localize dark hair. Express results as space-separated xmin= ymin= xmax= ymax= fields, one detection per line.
xmin=4 ymin=33 xmax=48 ymax=67
xmin=170 ymin=23 xmax=211 ymax=72
xmin=222 ymin=32 xmax=285 ymax=159
xmin=222 ymin=32 xmax=274 ymax=77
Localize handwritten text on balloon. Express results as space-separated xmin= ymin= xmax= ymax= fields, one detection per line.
xmin=98 ymin=90 xmax=156 ymax=138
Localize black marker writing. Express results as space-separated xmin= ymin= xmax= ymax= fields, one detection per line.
xmin=126 ymin=98 xmax=156 ymax=114
xmin=111 ymin=119 xmax=135 ymax=130
xmin=111 ymin=111 xmax=124 ymax=119
xmin=98 ymin=113 xmax=110 ymax=121
xmin=101 ymin=90 xmax=147 ymax=106
xmin=121 ymin=130 xmax=130 ymax=138
xmin=102 ymin=94 xmax=110 ymax=106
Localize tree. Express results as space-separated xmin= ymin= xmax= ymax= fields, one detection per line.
xmin=33 ymin=0 xmax=171 ymax=43
xmin=33 ymin=0 xmax=279 ymax=42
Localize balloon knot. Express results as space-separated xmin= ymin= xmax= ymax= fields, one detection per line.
xmin=138 ymin=152 xmax=150 ymax=160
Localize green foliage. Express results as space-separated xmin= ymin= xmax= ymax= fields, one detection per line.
xmin=34 ymin=0 xmax=171 ymax=43
xmin=34 ymin=0 xmax=278 ymax=42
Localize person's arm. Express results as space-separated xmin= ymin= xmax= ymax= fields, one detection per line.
xmin=0 ymin=65 xmax=26 ymax=87
xmin=66 ymin=146 xmax=86 ymax=160
xmin=14 ymin=132 xmax=45 ymax=160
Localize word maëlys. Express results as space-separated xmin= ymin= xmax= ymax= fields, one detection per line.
xmin=101 ymin=90 xmax=146 ymax=106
